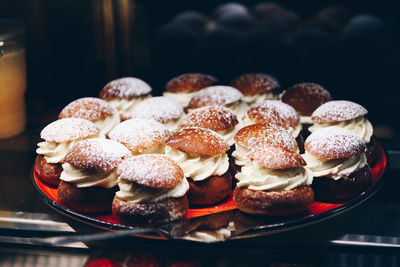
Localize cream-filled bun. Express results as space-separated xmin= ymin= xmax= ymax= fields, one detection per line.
xmin=165 ymin=127 xmax=232 ymax=205
xmin=233 ymin=144 xmax=314 ymax=216
xmin=303 ymin=126 xmax=371 ymax=201
xmin=231 ymin=73 xmax=281 ymax=105
xmin=122 ymin=96 xmax=183 ymax=130
xmin=107 ymin=118 xmax=170 ymax=155
xmin=187 ymin=85 xmax=248 ymax=121
xmin=35 ymin=118 xmax=100 ymax=186
xmin=245 ymin=100 xmax=302 ymax=138
xmin=112 ymin=154 xmax=189 ymax=226
xmin=57 ymin=138 xmax=132 ymax=213
xmin=177 ymin=106 xmax=239 ymax=146
xmin=99 ymin=77 xmax=152 ymax=118
xmin=58 ymin=97 xmax=120 ymax=136
xmin=280 ymin=82 xmax=332 ymax=124
xmin=163 ymin=73 xmax=217 ymax=107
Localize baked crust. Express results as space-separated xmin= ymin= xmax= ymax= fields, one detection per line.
xmin=166 ymin=127 xmax=229 ymax=155
xmin=166 ymin=73 xmax=217 ymax=93
xmin=57 ymin=180 xmax=116 ymax=213
xmin=99 ymin=77 xmax=152 ymax=100
xmin=112 ymin=195 xmax=188 ymax=227
xmin=231 ymin=73 xmax=280 ymax=96
xmin=188 ymin=171 xmax=232 ymax=205
xmin=281 ymin=82 xmax=332 ymax=116
xmin=234 ymin=123 xmax=298 ymax=152
xmin=311 ymin=100 xmax=368 ymax=123
xmin=178 ymin=106 xmax=238 ymax=131
xmin=366 ymin=137 xmax=378 ymax=165
xmin=35 ymin=155 xmax=62 ymax=186
xmin=311 ymin=165 xmax=372 ymax=201
xmin=59 ymin=97 xmax=115 ymax=121
xmin=233 ymin=186 xmax=314 ymax=216
xmin=187 ymin=86 xmax=243 ymax=109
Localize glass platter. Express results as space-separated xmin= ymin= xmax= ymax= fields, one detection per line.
xmin=31 ymin=140 xmax=388 ymax=241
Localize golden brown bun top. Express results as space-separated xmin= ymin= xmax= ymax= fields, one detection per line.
xmin=40 ymin=118 xmax=100 ymax=143
xmin=178 ymin=106 xmax=239 ymax=131
xmin=231 ymin=73 xmax=280 ymax=96
xmin=311 ymin=100 xmax=368 ymax=123
xmin=304 ymin=127 xmax=366 ymax=160
xmin=234 ymin=123 xmax=298 ymax=152
xmin=247 ymin=100 xmax=299 ymax=129
xmin=107 ymin=118 xmax=170 ymax=153
xmin=58 ymin=97 xmax=115 ymax=121
xmin=122 ymin=96 xmax=183 ymax=123
xmin=99 ymin=77 xmax=152 ymax=100
xmin=166 ymin=127 xmax=229 ymax=155
xmin=187 ymin=86 xmax=243 ymax=109
xmin=166 ymin=73 xmax=217 ymax=93
xmin=117 ymin=154 xmax=184 ymax=189
xmin=248 ymin=144 xmax=306 ymax=169
xmin=65 ymin=138 xmax=131 ymax=172
xmin=281 ymin=82 xmax=332 ymax=116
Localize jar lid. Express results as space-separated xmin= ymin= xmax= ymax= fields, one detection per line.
xmin=0 ymin=19 xmax=25 ymax=42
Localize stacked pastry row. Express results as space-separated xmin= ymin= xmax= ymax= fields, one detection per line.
xmin=35 ymin=73 xmax=376 ymax=225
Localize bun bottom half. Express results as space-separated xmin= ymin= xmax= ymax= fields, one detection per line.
xmin=57 ymin=180 xmax=116 ymax=213
xmin=366 ymin=137 xmax=378 ymax=165
xmin=311 ymin=165 xmax=372 ymax=202
xmin=188 ymin=171 xmax=232 ymax=205
xmin=112 ymin=195 xmax=188 ymax=227
xmin=35 ymin=155 xmax=62 ymax=186
xmin=233 ymin=186 xmax=314 ymax=216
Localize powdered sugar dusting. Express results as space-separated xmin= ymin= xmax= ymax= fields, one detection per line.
xmin=305 ymin=126 xmax=366 ymax=160
xmin=59 ymin=97 xmax=115 ymax=121
xmin=99 ymin=77 xmax=152 ymax=99
xmin=40 ymin=118 xmax=100 ymax=143
xmin=247 ymin=100 xmax=300 ymax=129
xmin=188 ymin=86 xmax=243 ymax=109
xmin=234 ymin=123 xmax=298 ymax=152
xmin=178 ymin=106 xmax=238 ymax=131
xmin=66 ymin=138 xmax=131 ymax=172
xmin=231 ymin=73 xmax=280 ymax=95
xmin=166 ymin=73 xmax=217 ymax=92
xmin=125 ymin=96 xmax=183 ymax=123
xmin=117 ymin=154 xmax=184 ymax=189
xmin=108 ymin=118 xmax=170 ymax=153
xmin=248 ymin=144 xmax=306 ymax=169
xmin=311 ymin=100 xmax=368 ymax=123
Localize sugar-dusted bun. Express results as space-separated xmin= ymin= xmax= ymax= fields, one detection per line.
xmin=281 ymin=82 xmax=332 ymax=116
xmin=234 ymin=123 xmax=298 ymax=152
xmin=65 ymin=138 xmax=131 ymax=172
xmin=40 ymin=118 xmax=100 ymax=143
xmin=247 ymin=100 xmax=299 ymax=129
xmin=58 ymin=180 xmax=117 ymax=213
xmin=107 ymin=118 xmax=170 ymax=154
xmin=58 ymin=97 xmax=115 ymax=121
xmin=99 ymin=77 xmax=152 ymax=100
xmin=166 ymin=73 xmax=217 ymax=93
xmin=233 ymin=186 xmax=314 ymax=216
xmin=178 ymin=106 xmax=238 ymax=131
xmin=187 ymin=86 xmax=243 ymax=109
xmin=311 ymin=100 xmax=368 ymax=123
xmin=35 ymin=155 xmax=63 ymax=186
xmin=247 ymin=144 xmax=306 ymax=169
xmin=312 ymin=165 xmax=372 ymax=201
xmin=166 ymin=127 xmax=229 ymax=155
xmin=231 ymin=73 xmax=280 ymax=95
xmin=188 ymin=171 xmax=232 ymax=205
xmin=123 ymin=96 xmax=183 ymax=123
xmin=117 ymin=154 xmax=185 ymax=189
xmin=304 ymin=127 xmax=366 ymax=160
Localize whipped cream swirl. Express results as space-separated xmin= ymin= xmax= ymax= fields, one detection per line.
xmin=37 ymin=140 xmax=82 ymax=164
xmin=309 ymin=117 xmax=373 ymax=143
xmin=236 ymin=165 xmax=313 ymax=191
xmin=107 ymin=95 xmax=151 ymax=117
xmin=131 ymin=144 xmax=166 ymax=156
xmin=242 ymin=92 xmax=276 ymax=105
xmin=163 ymin=91 xmax=197 ymax=107
xmin=184 ymin=228 xmax=231 ymax=242
xmin=232 ymin=144 xmax=252 ymax=167
xmin=217 ymin=123 xmax=241 ymax=146
xmin=226 ymin=101 xmax=249 ymax=121
xmin=94 ymin=110 xmax=120 ymax=136
xmin=300 ymin=115 xmax=313 ymax=125
xmin=165 ymin=147 xmax=229 ymax=181
xmin=116 ymin=178 xmax=189 ymax=204
xmin=60 ymin=163 xmax=118 ymax=188
xmin=302 ymin=151 xmax=367 ymax=180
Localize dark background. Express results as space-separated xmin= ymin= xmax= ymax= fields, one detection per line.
xmin=1 ymin=0 xmax=399 ymax=137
